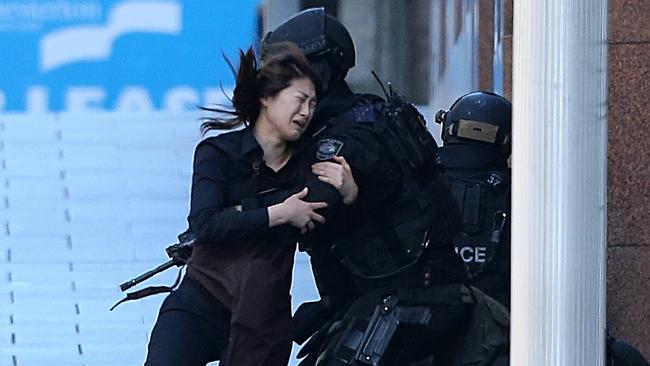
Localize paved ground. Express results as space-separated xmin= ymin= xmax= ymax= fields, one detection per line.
xmin=0 ymin=112 xmax=319 ymax=366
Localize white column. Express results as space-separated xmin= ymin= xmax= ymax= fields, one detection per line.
xmin=511 ymin=0 xmax=608 ymax=365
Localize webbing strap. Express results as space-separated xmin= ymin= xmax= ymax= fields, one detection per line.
xmin=463 ymin=184 xmax=481 ymax=234
xmin=109 ymin=268 xmax=183 ymax=311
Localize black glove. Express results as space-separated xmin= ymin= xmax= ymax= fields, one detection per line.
xmin=293 ymin=300 xmax=328 ymax=345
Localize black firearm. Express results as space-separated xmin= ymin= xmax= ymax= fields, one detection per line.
xmin=353 ymin=295 xmax=433 ymax=365
xmin=110 ymin=229 xmax=195 ymax=310
xmin=299 ymin=295 xmax=433 ymax=365
xmin=119 ymin=229 xmax=195 ymax=291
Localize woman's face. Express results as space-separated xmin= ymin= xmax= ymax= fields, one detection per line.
xmin=260 ymin=77 xmax=317 ymax=141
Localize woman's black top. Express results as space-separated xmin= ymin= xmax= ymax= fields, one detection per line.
xmin=186 ymin=126 xmax=309 ymax=309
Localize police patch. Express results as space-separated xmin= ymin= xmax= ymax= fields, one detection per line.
xmin=486 ymin=171 xmax=505 ymax=188
xmin=316 ymin=138 xmax=344 ymax=161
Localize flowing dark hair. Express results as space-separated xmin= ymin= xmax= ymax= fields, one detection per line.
xmin=200 ymin=42 xmax=319 ymax=134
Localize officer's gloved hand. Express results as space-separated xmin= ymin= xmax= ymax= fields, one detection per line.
xmin=293 ymin=300 xmax=329 ymax=345
xmin=297 ymin=331 xmax=322 ymax=361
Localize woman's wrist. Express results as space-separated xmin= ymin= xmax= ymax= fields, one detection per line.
xmin=267 ymin=203 xmax=288 ymax=227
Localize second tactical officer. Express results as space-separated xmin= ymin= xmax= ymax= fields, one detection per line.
xmin=437 ymin=93 xmax=650 ymax=366
xmin=436 ymin=91 xmax=512 ymax=309
xmin=263 ymin=8 xmax=509 ymax=366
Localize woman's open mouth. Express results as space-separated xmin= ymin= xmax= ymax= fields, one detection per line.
xmin=292 ymin=119 xmax=306 ymax=129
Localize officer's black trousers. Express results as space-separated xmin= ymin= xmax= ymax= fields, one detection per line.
xmin=144 ymin=277 xmax=231 ymax=366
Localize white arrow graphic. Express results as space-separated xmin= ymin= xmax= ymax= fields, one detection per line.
xmin=40 ymin=1 xmax=182 ymax=72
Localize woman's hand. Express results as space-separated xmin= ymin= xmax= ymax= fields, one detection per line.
xmin=268 ymin=188 xmax=327 ymax=234
xmin=311 ymin=156 xmax=358 ymax=205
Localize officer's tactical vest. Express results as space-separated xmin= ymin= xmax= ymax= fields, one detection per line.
xmin=325 ymin=93 xmax=455 ymax=281
xmin=445 ymin=168 xmax=510 ymax=301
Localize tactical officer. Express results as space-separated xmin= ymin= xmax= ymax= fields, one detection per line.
xmin=435 ymin=91 xmax=512 ymax=309
xmin=263 ymin=8 xmax=508 ymax=366
xmin=436 ymin=93 xmax=650 ymax=366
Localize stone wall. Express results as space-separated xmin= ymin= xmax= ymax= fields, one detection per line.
xmin=605 ymin=0 xmax=650 ymax=357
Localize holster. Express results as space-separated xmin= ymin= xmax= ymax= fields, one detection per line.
xmin=311 ymin=294 xmax=435 ymax=366
xmin=352 ymin=295 xmax=433 ymax=365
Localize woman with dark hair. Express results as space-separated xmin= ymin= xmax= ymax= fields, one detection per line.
xmin=144 ymin=42 xmax=358 ymax=366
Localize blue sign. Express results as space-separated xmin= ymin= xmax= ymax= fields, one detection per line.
xmin=0 ymin=0 xmax=259 ymax=112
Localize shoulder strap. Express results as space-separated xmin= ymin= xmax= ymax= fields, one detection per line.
xmin=110 ymin=268 xmax=183 ymax=311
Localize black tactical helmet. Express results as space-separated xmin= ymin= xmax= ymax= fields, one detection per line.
xmin=435 ymin=91 xmax=512 ymax=156
xmin=261 ymin=8 xmax=355 ymax=77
